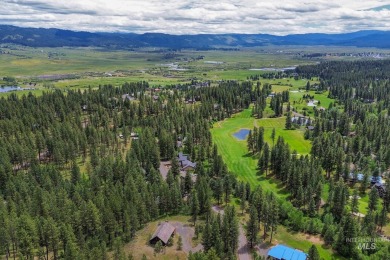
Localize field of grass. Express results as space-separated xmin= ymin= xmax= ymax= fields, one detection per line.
xmin=274 ymin=226 xmax=345 ymax=260
xmin=211 ymin=108 xmax=311 ymax=192
xmin=0 ymin=46 xmax=309 ymax=78
xmin=289 ymin=90 xmax=335 ymax=116
xmin=0 ymin=46 xmax=321 ymax=98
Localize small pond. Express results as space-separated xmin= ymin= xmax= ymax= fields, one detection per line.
xmin=0 ymin=86 xmax=20 ymax=93
xmin=233 ymin=129 xmax=250 ymax=140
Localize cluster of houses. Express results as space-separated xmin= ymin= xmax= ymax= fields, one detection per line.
xmin=348 ymin=172 xmax=387 ymax=197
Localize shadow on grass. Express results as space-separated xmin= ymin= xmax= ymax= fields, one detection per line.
xmin=257 ymin=175 xmax=290 ymax=196
xmin=243 ymin=152 xmax=255 ymax=158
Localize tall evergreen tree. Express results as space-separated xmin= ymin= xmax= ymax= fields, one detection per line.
xmin=246 ymin=205 xmax=259 ymax=248
xmin=308 ymin=244 xmax=320 ymax=260
xmin=190 ymin=190 xmax=200 ymax=225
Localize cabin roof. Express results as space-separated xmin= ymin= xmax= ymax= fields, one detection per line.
xmin=150 ymin=222 xmax=175 ymax=244
xmin=268 ymin=244 xmax=307 ymax=260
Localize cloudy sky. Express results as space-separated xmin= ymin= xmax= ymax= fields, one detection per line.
xmin=1 ymin=0 xmax=390 ymax=35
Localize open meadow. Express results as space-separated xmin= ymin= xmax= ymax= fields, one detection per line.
xmin=0 ymin=45 xmax=319 ymax=97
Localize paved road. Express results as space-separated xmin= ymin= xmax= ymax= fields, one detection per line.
xmin=212 ymin=206 xmax=251 ymax=260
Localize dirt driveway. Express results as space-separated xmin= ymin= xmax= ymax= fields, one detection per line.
xmin=212 ymin=205 xmax=252 ymax=260
xmin=170 ymin=221 xmax=203 ymax=253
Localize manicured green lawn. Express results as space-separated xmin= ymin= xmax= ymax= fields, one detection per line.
xmin=211 ymin=108 xmax=311 ymax=192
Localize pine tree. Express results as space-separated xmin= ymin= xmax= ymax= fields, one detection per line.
xmin=247 ymin=130 xmax=253 ymax=153
xmin=202 ymin=221 xmax=212 ymax=251
xmin=285 ymin=112 xmax=292 ymax=130
xmin=71 ymin=160 xmax=81 ymax=185
xmin=308 ymin=245 xmax=320 ymax=260
xmin=177 ymin=236 xmax=183 ymax=250
xmin=221 ymin=206 xmax=239 ymax=254
xmin=246 ymin=205 xmax=259 ymax=248
xmin=268 ymin=194 xmax=279 ymax=243
xmin=240 ymin=190 xmax=247 ymax=214
xmin=262 ymin=143 xmax=270 ymax=175
xmin=308 ymin=196 xmax=316 ymax=217
xmin=361 ymin=211 xmax=376 ymax=236
xmin=223 ymin=175 xmax=232 ymax=204
xmin=211 ymin=217 xmax=223 ymax=257
xmin=190 ymin=190 xmax=200 ymax=225
xmin=306 ymin=81 xmax=310 ymax=91
xmin=154 ymin=240 xmax=163 ymax=255
xmin=335 ymin=215 xmax=359 ymax=258
xmin=171 ymin=157 xmax=180 ymax=178
xmin=368 ymin=188 xmax=379 ymax=212
xmin=271 ymin=128 xmax=276 ymax=147
xmin=113 ymin=238 xmax=126 ymax=260
xmin=350 ymin=189 xmax=359 ymax=214
xmin=378 ymin=206 xmax=388 ymax=232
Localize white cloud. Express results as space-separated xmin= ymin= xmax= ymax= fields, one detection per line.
xmin=0 ymin=0 xmax=389 ymax=34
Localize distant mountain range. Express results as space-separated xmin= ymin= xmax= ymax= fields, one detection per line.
xmin=1 ymin=25 xmax=390 ymax=49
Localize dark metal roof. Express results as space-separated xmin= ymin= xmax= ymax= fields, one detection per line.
xmin=150 ymin=222 xmax=175 ymax=244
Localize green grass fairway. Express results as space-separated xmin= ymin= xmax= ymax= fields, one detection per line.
xmin=211 ymin=108 xmax=311 ymax=192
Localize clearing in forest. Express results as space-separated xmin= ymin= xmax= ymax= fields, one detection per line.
xmin=210 ymin=108 xmax=311 ymax=191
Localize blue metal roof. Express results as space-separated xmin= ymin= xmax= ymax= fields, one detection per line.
xmin=349 ymin=172 xmax=364 ymax=181
xmin=268 ymin=245 xmax=307 ymax=260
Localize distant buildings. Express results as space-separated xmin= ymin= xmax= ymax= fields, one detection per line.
xmin=348 ymin=172 xmax=386 ymax=198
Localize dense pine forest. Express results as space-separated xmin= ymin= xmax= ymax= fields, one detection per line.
xmin=0 ymin=81 xmax=250 ymax=259
xmin=1 ymin=60 xmax=390 ymax=260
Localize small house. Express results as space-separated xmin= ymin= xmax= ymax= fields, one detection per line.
xmin=307 ymin=126 xmax=315 ymax=131
xmin=149 ymin=222 xmax=175 ymax=245
xmin=122 ymin=94 xmax=135 ymax=101
xmin=185 ymin=97 xmax=196 ymax=104
xmin=349 ymin=172 xmax=364 ymax=182
xmin=178 ymin=152 xmax=197 ymax=171
xmin=130 ymin=132 xmax=139 ymax=140
xmin=370 ymin=176 xmax=383 ymax=185
xmin=267 ymin=244 xmax=307 ymax=260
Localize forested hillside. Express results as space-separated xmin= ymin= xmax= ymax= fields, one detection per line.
xmin=0 ymin=81 xmax=251 ymax=259
xmin=0 ymin=59 xmax=390 ymax=260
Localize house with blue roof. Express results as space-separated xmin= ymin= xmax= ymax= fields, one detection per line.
xmin=267 ymin=244 xmax=307 ymax=260
xmin=349 ymin=172 xmax=364 ymax=182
